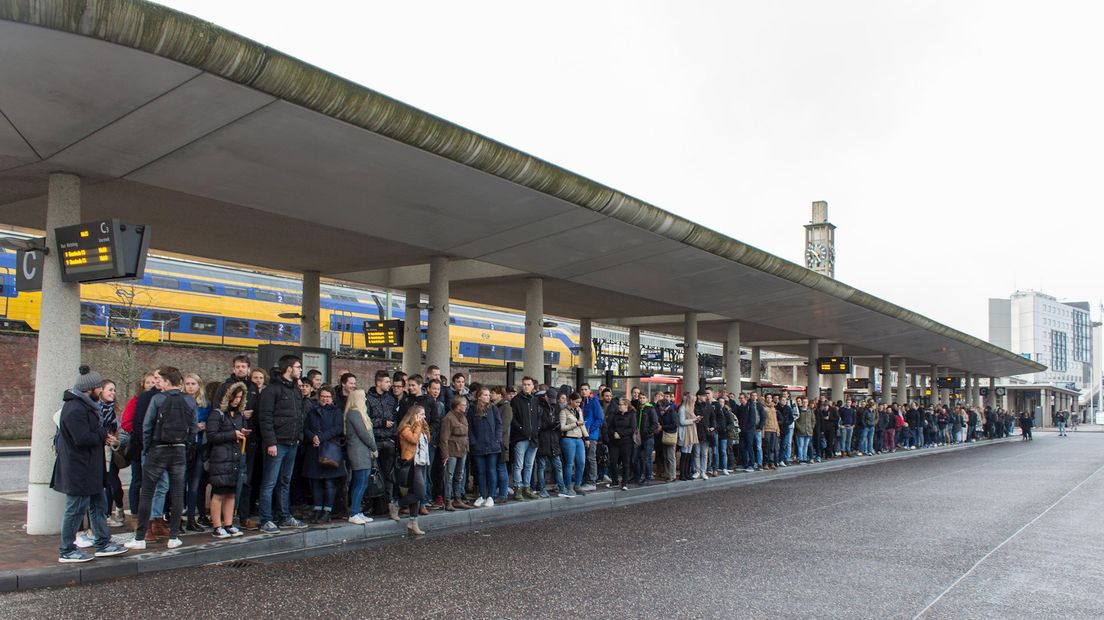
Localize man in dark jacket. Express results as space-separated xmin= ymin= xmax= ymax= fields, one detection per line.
xmin=532 ymin=388 xmax=566 ymax=497
xmin=365 ymin=369 xmax=400 ymax=517
xmin=634 ymin=393 xmax=661 ymax=484
xmin=510 ymin=377 xmax=541 ymax=500
xmin=708 ymin=388 xmax=729 ymax=475
xmin=603 ymin=396 xmax=637 ymax=490
xmin=255 ymin=355 xmax=306 ymax=533
xmin=53 ymin=367 xmax=128 ymax=562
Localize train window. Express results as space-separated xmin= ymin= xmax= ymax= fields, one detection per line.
xmin=544 ymin=351 xmax=561 ymax=365
xmin=254 ymin=321 xmax=280 ymax=340
xmin=150 ymin=311 xmax=180 ymax=330
xmin=279 ymin=323 xmax=297 ymax=341
xmin=507 ymin=348 xmax=524 ymax=361
xmin=477 ymin=344 xmax=502 ymax=359
xmin=190 ymin=281 xmax=216 ymax=294
xmin=190 ymin=315 xmax=217 ymax=334
xmin=283 ymin=293 xmax=302 ymax=306
xmin=79 ymin=303 xmax=98 ymax=324
xmin=224 ymin=286 xmax=249 ymax=298
xmin=150 ymin=276 xmax=179 ymax=289
xmin=330 ymin=293 xmax=358 ymax=303
xmin=224 ymin=319 xmax=249 ymax=337
xmin=254 ymin=290 xmax=279 ymax=302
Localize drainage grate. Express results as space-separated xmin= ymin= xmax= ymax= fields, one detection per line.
xmin=216 ymin=559 xmax=258 ymax=569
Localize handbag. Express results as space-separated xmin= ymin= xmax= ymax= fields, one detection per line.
xmin=395 ymin=458 xmax=415 ymax=494
xmin=661 ymin=431 xmax=678 ymax=446
xmin=318 ymin=440 xmax=342 ymax=469
xmin=366 ymin=457 xmax=386 ymax=499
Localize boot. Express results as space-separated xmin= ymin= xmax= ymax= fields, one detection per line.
xmin=523 ymin=487 xmax=541 ymax=500
xmin=319 ymin=510 xmax=331 ymax=524
xmin=151 ymin=517 xmax=170 ymax=539
xmin=144 ymin=527 xmax=159 ymax=543
xmin=185 ymin=517 xmax=207 ymax=533
xmin=419 ymin=505 xmax=429 ymax=516
xmin=407 ymin=518 xmax=425 ymax=536
xmin=444 ymin=500 xmax=455 ymax=512
xmin=514 ymin=488 xmax=525 ymax=502
xmin=452 ymin=498 xmax=472 ymax=510
xmin=388 ymin=503 xmax=400 ymax=521
xmin=309 ymin=510 xmax=322 ymax=524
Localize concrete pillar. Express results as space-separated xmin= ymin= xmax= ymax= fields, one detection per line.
xmin=523 ymin=277 xmax=544 ymax=376
xmin=627 ymin=326 xmax=641 ymax=395
xmin=987 ymin=377 xmax=995 ymax=409
xmin=830 ymin=344 xmax=846 ymax=403
xmin=964 ymin=372 xmax=973 ymax=406
xmin=300 ymin=270 xmax=320 ymax=348
xmin=426 ymin=256 xmax=450 ymax=377
xmin=578 ymin=318 xmax=593 ymax=372
xmin=27 ymin=173 xmax=82 ymax=535
xmin=896 ymin=358 xmax=907 ymax=405
xmin=401 ymin=288 xmax=422 ymax=376
xmin=930 ymin=365 xmax=939 ymax=405
xmin=807 ymin=339 xmax=820 ymax=400
xmin=880 ymin=354 xmax=891 ymax=404
xmin=683 ymin=312 xmax=699 ymax=392
xmin=724 ymin=322 xmax=741 ymax=392
xmin=750 ymin=346 xmax=761 ymax=385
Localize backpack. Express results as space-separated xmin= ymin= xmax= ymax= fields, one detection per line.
xmin=154 ymin=392 xmax=191 ymax=444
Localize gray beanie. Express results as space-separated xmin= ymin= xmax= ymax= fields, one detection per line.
xmin=74 ymin=365 xmax=104 ymax=392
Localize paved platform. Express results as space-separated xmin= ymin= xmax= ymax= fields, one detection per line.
xmin=0 ymin=435 xmax=1039 ymax=597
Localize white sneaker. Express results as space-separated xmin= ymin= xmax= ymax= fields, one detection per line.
xmin=348 ymin=513 xmax=365 ymax=525
xmin=166 ymin=538 xmax=183 ymax=549
xmin=473 ymin=497 xmax=486 ymax=508
xmin=485 ymin=497 xmax=494 ymax=508
xmin=74 ymin=532 xmax=94 ymax=548
xmin=691 ymin=472 xmax=701 ymax=480
xmin=702 ymin=473 xmax=709 ymax=480
xmin=124 ymin=538 xmax=146 ymax=550
xmin=779 ymin=462 xmax=787 ymax=467
xmin=723 ymin=469 xmax=731 ymax=475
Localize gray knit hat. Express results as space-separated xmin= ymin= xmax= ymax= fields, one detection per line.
xmin=74 ymin=365 xmax=104 ymax=392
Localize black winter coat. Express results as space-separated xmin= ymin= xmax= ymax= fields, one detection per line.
xmin=366 ymin=388 xmax=399 ymax=442
xmin=257 ymin=376 xmax=305 ymax=447
xmin=51 ymin=390 xmax=108 ymax=497
xmin=536 ymin=400 xmax=562 ymax=458
xmin=301 ymin=403 xmax=346 ymax=480
xmin=510 ymin=392 xmax=540 ymax=443
xmin=204 ymin=409 xmax=243 ymax=489
xmin=604 ymin=409 xmax=636 ymax=444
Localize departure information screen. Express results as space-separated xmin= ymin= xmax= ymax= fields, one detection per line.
xmin=363 ymin=319 xmax=404 ymax=347
xmin=56 ymin=222 xmax=118 ymax=281
xmin=816 ymin=356 xmax=853 ymax=374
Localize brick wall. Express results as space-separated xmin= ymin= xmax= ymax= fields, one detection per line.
xmin=0 ymin=332 xmax=499 ymax=439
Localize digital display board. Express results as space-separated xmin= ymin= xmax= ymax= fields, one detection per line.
xmin=936 ymin=377 xmax=962 ymax=389
xmin=847 ymin=378 xmax=870 ymax=390
xmin=54 ymin=219 xmax=150 ymax=283
xmin=816 ymin=356 xmax=852 ymax=375
xmin=363 ymin=319 xmax=404 ymax=347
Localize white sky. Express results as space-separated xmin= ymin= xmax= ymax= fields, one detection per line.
xmin=157 ymin=0 xmax=1104 ymax=340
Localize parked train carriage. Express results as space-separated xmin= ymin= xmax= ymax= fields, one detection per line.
xmin=0 ymin=249 xmax=582 ymax=367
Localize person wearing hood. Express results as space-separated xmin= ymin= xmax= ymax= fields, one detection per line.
xmin=53 ymin=366 xmax=129 ymax=563
xmin=205 ymin=381 xmax=247 ymax=538
xmin=510 ymin=377 xmax=541 ymax=500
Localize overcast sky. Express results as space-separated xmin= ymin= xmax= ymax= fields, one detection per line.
xmin=157 ymin=0 xmax=1104 ymax=340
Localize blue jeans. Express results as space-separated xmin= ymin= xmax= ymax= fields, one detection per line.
xmin=310 ymin=478 xmax=337 ymax=511
xmin=635 ymin=436 xmax=656 ymax=481
xmin=838 ymin=426 xmax=854 ymax=454
xmin=348 ymin=468 xmax=370 ymax=516
xmin=534 ymin=454 xmax=566 ymax=495
xmin=779 ymin=427 xmax=794 ymax=463
xmin=1058 ymin=421 xmax=1067 ymax=436
xmin=473 ymin=453 xmax=497 ymax=499
xmin=561 ymin=437 xmax=585 ymax=487
xmin=444 ymin=455 xmax=466 ymax=501
xmin=795 ymin=435 xmax=811 ymax=461
xmin=754 ymin=430 xmax=763 ymax=467
xmin=259 ymin=443 xmax=298 ymax=524
xmin=512 ymin=440 xmax=537 ymax=489
xmin=913 ymin=428 xmax=923 ymax=448
xmin=711 ymin=433 xmax=727 ymax=471
xmin=859 ymin=426 xmax=874 ymax=454
xmin=60 ymin=492 xmax=111 ymax=556
xmin=495 ymin=458 xmax=510 ymax=499
xmin=128 ymin=456 xmax=142 ymax=515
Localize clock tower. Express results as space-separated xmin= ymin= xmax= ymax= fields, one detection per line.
xmin=804 ymin=200 xmax=836 ymax=278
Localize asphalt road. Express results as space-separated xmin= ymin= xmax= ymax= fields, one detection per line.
xmin=0 ymin=456 xmax=28 ymax=494
xmin=1 ymin=433 xmax=1101 ymax=619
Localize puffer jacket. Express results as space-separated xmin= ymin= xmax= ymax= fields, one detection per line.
xmin=257 ymin=376 xmax=305 ymax=448
xmin=536 ymin=399 xmax=562 ymax=458
xmin=604 ymin=408 xmax=636 ymax=444
xmin=51 ymin=389 xmax=108 ymax=497
xmin=560 ymin=406 xmax=588 ymax=439
xmin=204 ymin=408 xmax=243 ymax=488
xmin=510 ymin=392 xmax=540 ymax=444
xmin=366 ymin=387 xmax=400 ymax=442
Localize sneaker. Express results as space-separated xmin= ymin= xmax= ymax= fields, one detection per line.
xmin=59 ymin=549 xmax=94 ymax=563
xmin=600 ymin=475 xmax=612 ymax=485
xmin=779 ymin=462 xmax=787 ymax=468
xmin=523 ymin=488 xmax=541 ymax=500
xmin=744 ymin=467 xmax=753 ymax=472
xmin=723 ymin=469 xmax=731 ymax=475
xmin=166 ymin=538 xmax=183 ymax=549
xmin=485 ymin=497 xmax=494 ymax=508
xmin=691 ymin=472 xmax=701 ymax=480
xmin=702 ymin=473 xmax=709 ymax=480
xmin=280 ymin=517 xmax=308 ymax=530
xmin=563 ymin=490 xmax=577 ymax=498
xmin=538 ymin=491 xmax=550 ymax=499
xmin=74 ymin=532 xmax=94 ymax=548
xmin=473 ymin=497 xmax=486 ymax=508
xmin=260 ymin=521 xmax=280 ymax=534
xmin=124 ymin=538 xmax=147 ymax=550
xmin=580 ymin=484 xmax=597 ymax=492
xmin=620 ymin=485 xmax=629 ymax=491
xmin=227 ymin=526 xmax=244 ymax=537
xmin=212 ymin=527 xmax=231 ymax=539
xmin=94 ymin=542 xmax=128 ymax=557
xmin=106 ymin=515 xmax=124 ymax=528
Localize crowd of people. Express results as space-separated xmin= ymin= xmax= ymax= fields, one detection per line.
xmin=50 ymin=353 xmax=1035 ymax=563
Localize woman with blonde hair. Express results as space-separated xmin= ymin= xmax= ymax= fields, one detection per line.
xmin=677 ymin=393 xmax=700 ymax=481
xmin=396 ymin=404 xmax=430 ymax=535
xmin=344 ymin=389 xmax=378 ymax=525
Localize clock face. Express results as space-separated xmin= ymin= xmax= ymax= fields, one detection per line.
xmin=806 ymin=241 xmax=828 ymax=268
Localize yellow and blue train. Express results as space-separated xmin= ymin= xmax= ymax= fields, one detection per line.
xmin=0 ymin=246 xmax=581 ymax=368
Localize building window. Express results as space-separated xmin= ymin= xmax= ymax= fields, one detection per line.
xmin=1050 ymin=330 xmax=1068 ymax=373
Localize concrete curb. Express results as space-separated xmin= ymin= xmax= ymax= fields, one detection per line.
xmin=0 ymin=437 xmax=1019 ymax=592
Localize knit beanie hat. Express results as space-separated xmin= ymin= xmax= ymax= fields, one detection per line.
xmin=74 ymin=364 xmax=105 ymax=392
